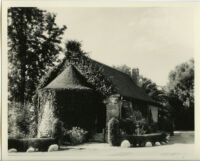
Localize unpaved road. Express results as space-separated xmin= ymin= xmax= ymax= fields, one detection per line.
xmin=8 ymin=131 xmax=199 ymax=160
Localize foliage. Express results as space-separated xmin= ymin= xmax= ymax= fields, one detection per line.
xmin=167 ymin=59 xmax=194 ymax=108
xmin=64 ymin=40 xmax=116 ymax=97
xmin=138 ymin=76 xmax=167 ymax=103
xmin=138 ymin=76 xmax=174 ymax=131
xmin=8 ymin=102 xmax=30 ymax=137
xmin=37 ymin=90 xmax=57 ymax=138
xmin=167 ymin=59 xmax=194 ymax=130
xmin=120 ymin=110 xmax=148 ymax=135
xmin=65 ymin=127 xmax=88 ymax=145
xmin=112 ymin=65 xmax=132 ymax=76
xmin=119 ymin=117 xmax=135 ymax=135
xmin=52 ymin=119 xmax=64 ymax=145
xmin=8 ymin=7 xmax=66 ymax=136
xmin=8 ymin=7 xmax=66 ymax=104
xmin=8 ymin=138 xmax=56 ymax=152
xmin=135 ymin=118 xmax=148 ymax=135
xmin=107 ymin=118 xmax=121 ymax=146
xmin=38 ymin=40 xmax=116 ymax=98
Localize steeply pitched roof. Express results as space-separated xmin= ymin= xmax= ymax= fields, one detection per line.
xmin=44 ymin=65 xmax=91 ymax=90
xmin=92 ymin=60 xmax=154 ymax=103
xmin=41 ymin=57 xmax=155 ymax=104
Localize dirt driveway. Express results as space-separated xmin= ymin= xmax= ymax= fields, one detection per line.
xmin=8 ymin=131 xmax=199 ymax=160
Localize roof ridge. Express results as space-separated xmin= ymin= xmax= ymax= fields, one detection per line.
xmin=89 ymin=58 xmax=134 ymax=79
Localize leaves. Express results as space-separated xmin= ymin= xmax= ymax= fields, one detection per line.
xmin=167 ymin=59 xmax=194 ymax=108
xmin=112 ymin=65 xmax=132 ymax=76
xmin=8 ymin=7 xmax=66 ymax=104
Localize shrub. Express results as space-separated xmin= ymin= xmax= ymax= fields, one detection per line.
xmin=120 ymin=110 xmax=150 ymax=136
xmin=66 ymin=127 xmax=88 ymax=145
xmin=119 ymin=118 xmax=135 ymax=135
xmin=107 ymin=118 xmax=121 ymax=146
xmin=8 ymin=138 xmax=56 ymax=152
xmin=135 ymin=118 xmax=148 ymax=135
xmin=8 ymin=103 xmax=30 ymax=138
xmin=52 ymin=119 xmax=64 ymax=146
xmin=147 ymin=122 xmax=159 ymax=133
xmin=8 ymin=127 xmax=26 ymax=139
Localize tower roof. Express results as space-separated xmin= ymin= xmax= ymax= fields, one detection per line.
xmin=44 ymin=65 xmax=91 ymax=90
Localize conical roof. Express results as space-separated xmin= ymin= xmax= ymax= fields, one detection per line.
xmin=44 ymin=65 xmax=91 ymax=90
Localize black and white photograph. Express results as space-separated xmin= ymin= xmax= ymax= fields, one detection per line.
xmin=1 ymin=1 xmax=200 ymax=160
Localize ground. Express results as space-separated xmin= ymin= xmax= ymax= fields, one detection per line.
xmin=8 ymin=131 xmax=199 ymax=160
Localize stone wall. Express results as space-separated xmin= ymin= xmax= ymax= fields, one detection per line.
xmin=106 ymin=94 xmax=122 ymax=123
xmin=106 ymin=95 xmax=135 ymax=122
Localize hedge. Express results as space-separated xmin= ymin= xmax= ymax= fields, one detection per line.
xmin=8 ymin=138 xmax=56 ymax=152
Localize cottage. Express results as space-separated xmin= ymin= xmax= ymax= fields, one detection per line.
xmin=37 ymin=59 xmax=160 ymax=139
xmin=37 ymin=65 xmax=105 ymax=137
xmin=92 ymin=60 xmax=160 ymax=125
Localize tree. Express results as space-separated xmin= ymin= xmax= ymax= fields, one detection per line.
xmin=38 ymin=40 xmax=115 ymax=98
xmin=64 ymin=40 xmax=115 ymax=97
xmin=167 ymin=59 xmax=194 ymax=108
xmin=8 ymin=7 xmax=66 ymax=105
xmin=167 ymin=59 xmax=194 ymax=130
xmin=8 ymin=7 xmax=66 ymax=136
xmin=112 ymin=65 xmax=131 ymax=76
xmin=138 ymin=76 xmax=167 ymax=103
xmin=138 ymin=76 xmax=176 ymax=133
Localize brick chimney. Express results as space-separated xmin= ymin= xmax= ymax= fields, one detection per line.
xmin=131 ymin=68 xmax=139 ymax=85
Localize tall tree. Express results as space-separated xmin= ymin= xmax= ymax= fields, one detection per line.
xmin=64 ymin=40 xmax=115 ymax=97
xmin=167 ymin=59 xmax=194 ymax=108
xmin=8 ymin=7 xmax=66 ymax=105
xmin=167 ymin=59 xmax=194 ymax=130
xmin=138 ymin=76 xmax=167 ymax=103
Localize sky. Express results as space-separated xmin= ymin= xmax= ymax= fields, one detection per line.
xmin=42 ymin=7 xmax=194 ymax=86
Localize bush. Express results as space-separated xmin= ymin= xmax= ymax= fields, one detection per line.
xmin=8 ymin=103 xmax=30 ymax=138
xmin=108 ymin=118 xmax=121 ymax=146
xmin=119 ymin=118 xmax=135 ymax=135
xmin=66 ymin=127 xmax=88 ymax=145
xmin=120 ymin=110 xmax=150 ymax=135
xmin=147 ymin=122 xmax=159 ymax=133
xmin=52 ymin=119 xmax=64 ymax=146
xmin=8 ymin=138 xmax=56 ymax=152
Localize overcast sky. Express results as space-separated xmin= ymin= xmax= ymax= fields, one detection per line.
xmin=42 ymin=7 xmax=194 ymax=86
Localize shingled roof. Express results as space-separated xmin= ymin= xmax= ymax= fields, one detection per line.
xmin=92 ymin=60 xmax=154 ymax=103
xmin=44 ymin=65 xmax=91 ymax=90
